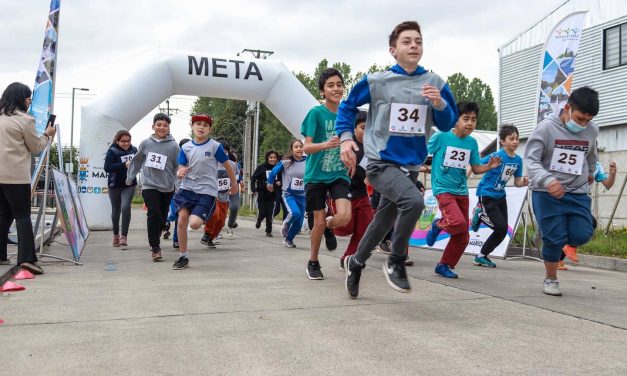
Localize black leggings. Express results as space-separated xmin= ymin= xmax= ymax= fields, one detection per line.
xmin=142 ymin=189 xmax=174 ymax=248
xmin=108 ymin=186 xmax=135 ymax=236
xmin=0 ymin=184 xmax=37 ymax=264
xmin=478 ymin=196 xmax=508 ymax=256
xmin=257 ymin=197 xmax=275 ymax=233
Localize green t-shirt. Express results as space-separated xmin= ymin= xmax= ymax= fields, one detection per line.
xmin=427 ymin=130 xmax=481 ymax=196
xmin=301 ymin=105 xmax=349 ymax=184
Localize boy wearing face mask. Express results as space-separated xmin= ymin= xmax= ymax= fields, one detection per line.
xmin=525 ymin=86 xmax=600 ymax=297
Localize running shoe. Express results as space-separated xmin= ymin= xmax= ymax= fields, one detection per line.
xmin=325 ymin=230 xmax=337 ymax=251
xmin=200 ymin=234 xmax=210 ymax=245
xmin=172 ymin=256 xmax=189 ymax=270
xmin=543 ymin=278 xmax=561 ymax=296
xmin=425 ymin=219 xmax=442 ymax=247
xmin=281 ymin=222 xmax=289 ymax=238
xmin=562 ymin=245 xmax=579 ymax=263
xmin=306 ymin=260 xmax=324 ymax=280
xmin=283 ymin=239 xmax=296 ymax=248
xmin=383 ymin=257 xmax=411 ymax=292
xmin=473 ymin=255 xmax=496 ymax=268
xmin=345 ymin=255 xmax=362 ymax=298
xmin=557 ymin=261 xmax=568 ymax=271
xmin=435 ymin=263 xmax=458 ymax=279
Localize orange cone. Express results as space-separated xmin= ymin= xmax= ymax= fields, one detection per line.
xmin=0 ymin=319 xmax=4 ymax=325
xmin=1 ymin=281 xmax=25 ymax=292
xmin=14 ymin=270 xmax=35 ymax=280
xmin=143 ymin=203 xmax=147 ymax=211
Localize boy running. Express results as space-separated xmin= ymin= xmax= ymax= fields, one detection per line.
xmin=471 ymin=124 xmax=528 ymax=268
xmin=302 ymin=68 xmax=352 ymax=280
xmin=338 ymin=21 xmax=458 ymax=298
xmin=525 ymin=87 xmax=600 ymax=295
xmin=425 ymin=102 xmax=501 ymax=278
xmin=172 ymin=114 xmax=237 ymax=270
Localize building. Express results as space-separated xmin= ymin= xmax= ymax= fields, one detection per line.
xmin=499 ymin=0 xmax=627 ymax=227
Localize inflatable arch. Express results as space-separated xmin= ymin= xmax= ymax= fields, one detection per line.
xmin=79 ymin=49 xmax=318 ymax=229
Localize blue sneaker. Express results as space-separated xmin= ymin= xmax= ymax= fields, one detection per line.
xmin=425 ymin=219 xmax=442 ymax=247
xmin=435 ymin=263 xmax=458 ymax=279
xmin=473 ymin=255 xmax=496 ymax=268
xmin=471 ymin=205 xmax=482 ymax=232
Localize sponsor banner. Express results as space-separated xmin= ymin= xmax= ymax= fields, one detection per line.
xmin=52 ymin=169 xmax=84 ymax=261
xmin=410 ymin=187 xmax=528 ymax=258
xmin=536 ymin=12 xmax=587 ymax=124
xmin=30 ymin=0 xmax=60 ymax=134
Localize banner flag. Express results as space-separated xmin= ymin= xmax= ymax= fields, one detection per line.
xmin=536 ymin=12 xmax=587 ymax=124
xmin=29 ymin=0 xmax=61 ymax=134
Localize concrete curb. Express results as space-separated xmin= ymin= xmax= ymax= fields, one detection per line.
xmin=0 ymin=264 xmax=19 ymax=285
xmin=570 ymin=253 xmax=627 ymax=272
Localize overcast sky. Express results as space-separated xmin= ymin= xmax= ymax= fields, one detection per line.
xmin=0 ymin=0 xmax=566 ymax=147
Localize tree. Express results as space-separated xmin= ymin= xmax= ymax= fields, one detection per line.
xmin=191 ymin=97 xmax=247 ymax=154
xmin=49 ymin=143 xmax=78 ymax=173
xmin=447 ymin=72 xmax=497 ymax=131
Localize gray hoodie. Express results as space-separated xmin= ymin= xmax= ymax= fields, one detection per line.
xmin=126 ymin=134 xmax=180 ymax=192
xmin=524 ymin=113 xmax=598 ymax=194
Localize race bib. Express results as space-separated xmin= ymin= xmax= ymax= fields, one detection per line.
xmin=550 ymin=148 xmax=584 ymax=175
xmin=145 ymin=152 xmax=167 ymax=170
xmin=500 ymin=164 xmax=517 ymax=183
xmin=121 ymin=154 xmax=134 ymax=164
xmin=443 ymin=146 xmax=470 ymax=169
xmin=218 ymin=178 xmax=231 ymax=191
xmin=291 ymin=177 xmax=305 ymax=191
xmin=389 ymin=103 xmax=427 ymax=134
xmin=358 ymin=156 xmax=368 ymax=170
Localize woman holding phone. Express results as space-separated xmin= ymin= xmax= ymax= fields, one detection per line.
xmin=0 ymin=82 xmax=56 ymax=274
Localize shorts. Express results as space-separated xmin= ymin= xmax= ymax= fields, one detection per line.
xmin=172 ymin=189 xmax=216 ymax=222
xmin=305 ymin=179 xmax=350 ymax=212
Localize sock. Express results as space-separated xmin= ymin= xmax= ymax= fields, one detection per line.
xmin=180 ymin=252 xmax=188 ymax=259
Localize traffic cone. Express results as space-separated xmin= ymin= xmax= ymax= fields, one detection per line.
xmin=143 ymin=203 xmax=147 ymax=211
xmin=14 ymin=270 xmax=35 ymax=280
xmin=0 ymin=319 xmax=4 ymax=325
xmin=1 ymin=281 xmax=25 ymax=292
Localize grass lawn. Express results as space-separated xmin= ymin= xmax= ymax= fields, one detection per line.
xmin=511 ymin=225 xmax=627 ymax=259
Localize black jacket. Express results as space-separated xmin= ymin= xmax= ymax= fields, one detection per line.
xmin=104 ymin=143 xmax=138 ymax=189
xmin=251 ymin=162 xmax=280 ymax=200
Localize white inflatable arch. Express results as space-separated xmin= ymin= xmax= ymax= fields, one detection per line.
xmin=79 ymin=49 xmax=318 ymax=229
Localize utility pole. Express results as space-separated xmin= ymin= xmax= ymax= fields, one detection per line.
xmin=158 ymin=99 xmax=179 ymax=116
xmin=238 ymin=49 xmax=274 ymax=208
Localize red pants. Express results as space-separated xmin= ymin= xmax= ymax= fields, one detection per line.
xmin=436 ymin=193 xmax=470 ymax=267
xmin=334 ymin=195 xmax=373 ymax=262
xmin=204 ymin=200 xmax=228 ymax=239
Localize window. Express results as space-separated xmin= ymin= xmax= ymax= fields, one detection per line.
xmin=604 ymin=23 xmax=627 ymax=69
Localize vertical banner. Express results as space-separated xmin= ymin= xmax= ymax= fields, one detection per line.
xmin=52 ymin=169 xmax=84 ymax=261
xmin=410 ymin=188 xmax=528 ymax=258
xmin=536 ymin=12 xmax=587 ymax=123
xmin=29 ymin=0 xmax=60 ymax=134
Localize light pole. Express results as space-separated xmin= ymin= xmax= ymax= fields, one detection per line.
xmin=70 ymin=87 xmax=89 ymax=172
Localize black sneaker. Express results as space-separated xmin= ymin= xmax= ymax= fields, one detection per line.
xmin=172 ymin=256 xmax=189 ymax=270
xmin=383 ymin=257 xmax=411 ymax=293
xmin=206 ymin=239 xmax=216 ymax=249
xmin=162 ymin=222 xmax=171 ymax=239
xmin=265 ymin=232 xmax=273 ymax=237
xmin=324 ymin=230 xmax=337 ymax=251
xmin=255 ymin=220 xmax=262 ymax=229
xmin=306 ymin=260 xmax=324 ymax=280
xmin=345 ymin=255 xmax=362 ymax=299
xmin=232 ymin=222 xmax=238 ymax=229
xmin=200 ymin=234 xmax=210 ymax=245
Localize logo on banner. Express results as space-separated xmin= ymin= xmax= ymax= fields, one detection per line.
xmin=78 ymin=157 xmax=89 ymax=183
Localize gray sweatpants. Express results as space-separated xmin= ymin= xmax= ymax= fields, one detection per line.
xmin=354 ymin=161 xmax=424 ymax=265
xmin=108 ymin=186 xmax=135 ymax=236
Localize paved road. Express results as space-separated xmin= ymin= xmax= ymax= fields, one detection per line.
xmin=1 ymin=209 xmax=626 ymax=375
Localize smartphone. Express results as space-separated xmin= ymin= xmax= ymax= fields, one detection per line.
xmin=47 ymin=114 xmax=56 ymax=129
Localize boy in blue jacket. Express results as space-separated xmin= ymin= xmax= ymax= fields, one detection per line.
xmin=338 ymin=21 xmax=458 ymax=298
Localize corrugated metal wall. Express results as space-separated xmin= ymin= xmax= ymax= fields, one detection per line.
xmin=499 ymin=15 xmax=627 ymax=150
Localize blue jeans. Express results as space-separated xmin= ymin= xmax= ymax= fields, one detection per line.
xmin=532 ymin=191 xmax=593 ymax=262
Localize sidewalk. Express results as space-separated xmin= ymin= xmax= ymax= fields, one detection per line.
xmin=1 ymin=208 xmax=626 ymax=375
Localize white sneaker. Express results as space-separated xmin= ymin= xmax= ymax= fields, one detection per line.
xmin=543 ymin=278 xmax=562 ymax=296
xmin=283 ymin=239 xmax=296 ymax=248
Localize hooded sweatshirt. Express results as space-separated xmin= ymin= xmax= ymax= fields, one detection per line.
xmin=104 ymin=143 xmax=138 ymax=189
xmin=126 ymin=134 xmax=180 ymax=192
xmin=251 ymin=161 xmax=280 ymax=200
xmin=525 ymin=113 xmax=598 ymax=195
xmin=336 ymin=64 xmax=458 ymax=170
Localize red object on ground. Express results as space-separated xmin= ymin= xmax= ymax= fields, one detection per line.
xmin=14 ymin=269 xmax=35 ymax=280
xmin=0 ymin=319 xmax=4 ymax=325
xmin=1 ymin=281 xmax=26 ymax=292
